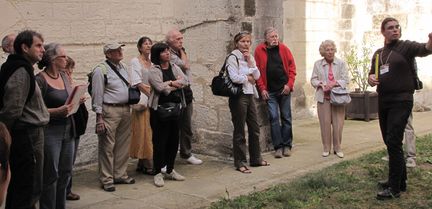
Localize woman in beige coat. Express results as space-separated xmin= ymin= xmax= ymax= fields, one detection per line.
xmin=310 ymin=40 xmax=349 ymax=158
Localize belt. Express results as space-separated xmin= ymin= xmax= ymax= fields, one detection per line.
xmin=103 ymin=103 xmax=129 ymax=107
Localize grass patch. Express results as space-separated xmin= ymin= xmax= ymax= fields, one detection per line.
xmin=210 ymin=134 xmax=432 ymax=209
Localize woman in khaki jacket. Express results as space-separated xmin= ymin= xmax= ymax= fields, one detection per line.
xmin=310 ymin=40 xmax=349 ymax=158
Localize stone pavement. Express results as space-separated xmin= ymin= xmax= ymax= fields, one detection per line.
xmin=64 ymin=111 xmax=432 ymax=209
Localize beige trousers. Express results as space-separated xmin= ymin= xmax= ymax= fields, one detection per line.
xmin=98 ymin=104 xmax=131 ymax=185
xmin=317 ymin=100 xmax=345 ymax=152
xmin=404 ymin=113 xmax=415 ymax=160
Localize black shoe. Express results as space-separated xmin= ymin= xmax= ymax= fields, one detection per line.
xmin=376 ymin=188 xmax=400 ymax=200
xmin=377 ymin=180 xmax=406 ymax=192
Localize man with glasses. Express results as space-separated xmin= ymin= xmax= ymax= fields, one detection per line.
xmin=91 ymin=42 xmax=135 ymax=192
xmin=368 ymin=17 xmax=432 ymax=200
xmin=255 ymin=27 xmax=297 ymax=158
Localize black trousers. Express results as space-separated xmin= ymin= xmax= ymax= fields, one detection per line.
xmin=6 ymin=127 xmax=44 ymax=209
xmin=150 ymin=109 xmax=180 ymax=175
xmin=378 ymin=99 xmax=412 ymax=193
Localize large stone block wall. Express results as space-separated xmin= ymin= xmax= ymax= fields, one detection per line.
xmin=1 ymin=0 xmax=431 ymax=166
xmin=0 ymin=0 xmax=285 ymax=166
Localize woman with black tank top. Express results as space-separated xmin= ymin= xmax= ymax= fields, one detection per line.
xmin=148 ymin=42 xmax=188 ymax=187
xmin=35 ymin=43 xmax=75 ymax=209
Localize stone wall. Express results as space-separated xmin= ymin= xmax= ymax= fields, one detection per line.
xmin=0 ymin=0 xmax=284 ymax=165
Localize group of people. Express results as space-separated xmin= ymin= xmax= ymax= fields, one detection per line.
xmin=0 ymin=16 xmax=431 ymax=209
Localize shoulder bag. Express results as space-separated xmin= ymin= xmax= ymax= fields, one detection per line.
xmin=211 ymin=54 xmax=242 ymax=97
xmin=105 ymin=61 xmax=140 ymax=104
xmin=330 ymin=86 xmax=351 ymax=105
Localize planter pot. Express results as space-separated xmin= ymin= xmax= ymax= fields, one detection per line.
xmin=345 ymin=91 xmax=378 ymax=121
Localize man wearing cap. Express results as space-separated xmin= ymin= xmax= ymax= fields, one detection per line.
xmin=91 ymin=42 xmax=135 ymax=192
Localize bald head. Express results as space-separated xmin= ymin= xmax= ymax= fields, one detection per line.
xmin=1 ymin=34 xmax=16 ymax=54
xmin=165 ymin=29 xmax=184 ymax=51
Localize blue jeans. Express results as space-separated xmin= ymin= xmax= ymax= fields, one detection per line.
xmin=40 ymin=122 xmax=74 ymax=209
xmin=267 ymin=91 xmax=293 ymax=150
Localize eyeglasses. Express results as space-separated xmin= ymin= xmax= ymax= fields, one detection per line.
xmin=54 ymin=55 xmax=67 ymax=60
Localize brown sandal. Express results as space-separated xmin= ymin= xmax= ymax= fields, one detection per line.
xmin=250 ymin=160 xmax=270 ymax=167
xmin=236 ymin=166 xmax=252 ymax=174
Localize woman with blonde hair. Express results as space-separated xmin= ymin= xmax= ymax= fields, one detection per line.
xmin=227 ymin=31 xmax=269 ymax=174
xmin=129 ymin=36 xmax=154 ymax=175
xmin=310 ymin=40 xmax=349 ymax=158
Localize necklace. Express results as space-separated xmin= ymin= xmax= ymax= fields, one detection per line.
xmin=45 ymin=71 xmax=59 ymax=79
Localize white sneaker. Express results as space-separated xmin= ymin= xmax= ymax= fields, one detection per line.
xmin=154 ymin=173 xmax=164 ymax=187
xmin=161 ymin=166 xmax=167 ymax=174
xmin=186 ymin=155 xmax=203 ymax=165
xmin=164 ymin=170 xmax=185 ymax=181
xmin=322 ymin=152 xmax=330 ymax=157
xmin=406 ymin=158 xmax=416 ymax=168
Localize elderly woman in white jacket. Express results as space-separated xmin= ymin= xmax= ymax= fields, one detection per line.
xmin=227 ymin=31 xmax=269 ymax=174
xmin=311 ymin=40 xmax=349 ymax=158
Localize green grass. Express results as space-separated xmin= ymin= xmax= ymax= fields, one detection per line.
xmin=210 ymin=134 xmax=432 ymax=209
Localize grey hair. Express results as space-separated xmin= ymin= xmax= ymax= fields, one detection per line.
xmin=318 ymin=40 xmax=337 ymax=56
xmin=1 ymin=34 xmax=15 ymax=52
xmin=165 ymin=28 xmax=180 ymax=44
xmin=264 ymin=27 xmax=278 ymax=38
xmin=37 ymin=43 xmax=62 ymax=69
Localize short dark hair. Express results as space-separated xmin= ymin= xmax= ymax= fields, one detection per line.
xmin=0 ymin=122 xmax=11 ymax=182
xmin=137 ymin=36 xmax=152 ymax=54
xmin=150 ymin=42 xmax=169 ymax=65
xmin=381 ymin=17 xmax=399 ymax=32
xmin=13 ymin=30 xmax=43 ymax=55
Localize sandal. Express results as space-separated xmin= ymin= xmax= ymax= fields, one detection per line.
xmin=250 ymin=160 xmax=270 ymax=167
xmin=236 ymin=166 xmax=252 ymax=174
xmin=114 ymin=176 xmax=136 ymax=184
xmin=142 ymin=167 xmax=155 ymax=176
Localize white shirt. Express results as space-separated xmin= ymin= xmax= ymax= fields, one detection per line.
xmin=227 ymin=49 xmax=260 ymax=97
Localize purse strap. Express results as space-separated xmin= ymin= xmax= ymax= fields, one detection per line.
xmin=219 ymin=54 xmax=239 ymax=76
xmin=105 ymin=60 xmax=131 ymax=87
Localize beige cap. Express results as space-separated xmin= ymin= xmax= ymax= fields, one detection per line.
xmin=103 ymin=42 xmax=125 ymax=54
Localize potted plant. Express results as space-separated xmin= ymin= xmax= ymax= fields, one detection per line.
xmin=343 ymin=45 xmax=378 ymax=121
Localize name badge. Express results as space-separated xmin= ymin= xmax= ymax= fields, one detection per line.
xmin=380 ymin=64 xmax=389 ymax=75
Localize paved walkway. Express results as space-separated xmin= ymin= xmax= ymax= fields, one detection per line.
xmin=63 ymin=111 xmax=432 ymax=209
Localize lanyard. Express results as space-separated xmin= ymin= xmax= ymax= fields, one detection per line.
xmin=380 ymin=50 xmax=393 ymax=65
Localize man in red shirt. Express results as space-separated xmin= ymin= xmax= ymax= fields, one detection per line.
xmin=255 ymin=27 xmax=296 ymax=158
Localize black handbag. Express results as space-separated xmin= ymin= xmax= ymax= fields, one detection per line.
xmin=157 ymin=102 xmax=182 ymax=121
xmin=211 ymin=54 xmax=242 ymax=97
xmin=73 ymin=103 xmax=88 ymax=136
xmin=106 ymin=61 xmax=140 ymax=104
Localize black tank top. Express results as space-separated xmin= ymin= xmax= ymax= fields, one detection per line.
xmin=44 ymin=84 xmax=69 ymax=125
